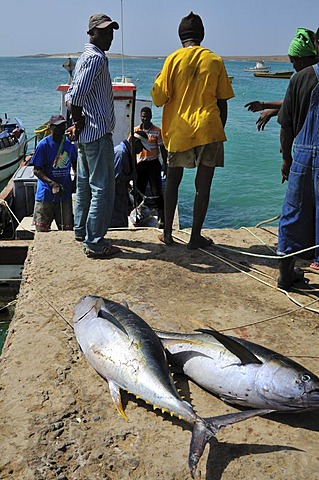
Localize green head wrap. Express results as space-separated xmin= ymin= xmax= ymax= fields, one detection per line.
xmin=288 ymin=28 xmax=316 ymax=57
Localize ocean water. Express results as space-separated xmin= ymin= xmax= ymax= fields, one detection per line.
xmin=0 ymin=55 xmax=293 ymax=352
xmin=0 ymin=55 xmax=292 ymax=229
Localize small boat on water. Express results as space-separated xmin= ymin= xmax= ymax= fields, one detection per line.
xmin=244 ymin=60 xmax=270 ymax=72
xmin=0 ymin=117 xmax=27 ymax=182
xmin=254 ymin=70 xmax=294 ymax=79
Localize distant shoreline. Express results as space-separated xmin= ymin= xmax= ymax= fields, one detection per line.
xmin=20 ymin=53 xmax=289 ymax=63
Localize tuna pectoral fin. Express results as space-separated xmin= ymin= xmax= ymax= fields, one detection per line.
xmin=108 ymin=380 xmax=128 ymax=421
xmin=189 ymin=409 xmax=272 ymax=478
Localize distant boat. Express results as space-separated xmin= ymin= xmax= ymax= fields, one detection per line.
xmin=228 ymin=76 xmax=234 ymax=83
xmin=244 ymin=60 xmax=270 ymax=72
xmin=253 ymin=70 xmax=294 ymax=79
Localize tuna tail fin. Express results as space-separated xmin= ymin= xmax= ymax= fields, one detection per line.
xmin=189 ymin=408 xmax=272 ymax=478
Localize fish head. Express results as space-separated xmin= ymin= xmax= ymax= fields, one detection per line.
xmin=256 ymin=358 xmax=319 ymax=411
xmin=73 ymin=295 xmax=104 ymax=324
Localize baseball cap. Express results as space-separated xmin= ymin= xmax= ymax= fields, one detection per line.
xmin=178 ymin=12 xmax=204 ymax=43
xmin=88 ymin=13 xmax=119 ymax=32
xmin=49 ymin=115 xmax=66 ymax=126
xmin=134 ymin=131 xmax=151 ymax=151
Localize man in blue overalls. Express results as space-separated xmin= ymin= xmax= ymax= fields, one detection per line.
xmin=277 ymin=27 xmax=319 ymax=290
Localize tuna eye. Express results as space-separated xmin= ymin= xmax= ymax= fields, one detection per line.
xmin=301 ymin=374 xmax=311 ymax=382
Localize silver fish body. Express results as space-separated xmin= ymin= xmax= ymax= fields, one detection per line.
xmin=157 ymin=329 xmax=319 ymax=412
xmin=74 ymin=297 xmax=271 ymax=478
xmin=74 ymin=295 xmax=196 ymax=423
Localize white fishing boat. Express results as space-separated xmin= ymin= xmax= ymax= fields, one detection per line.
xmin=244 ymin=60 xmax=270 ymax=72
xmin=0 ymin=117 xmax=27 ymax=182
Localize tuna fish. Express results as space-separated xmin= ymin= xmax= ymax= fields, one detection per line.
xmin=157 ymin=328 xmax=319 ymax=412
xmin=73 ymin=296 xmax=272 ymax=478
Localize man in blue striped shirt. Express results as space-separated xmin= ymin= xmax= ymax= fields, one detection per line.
xmin=66 ymin=13 xmax=121 ymax=258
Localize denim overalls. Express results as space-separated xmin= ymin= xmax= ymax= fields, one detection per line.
xmin=278 ymin=63 xmax=319 ymax=260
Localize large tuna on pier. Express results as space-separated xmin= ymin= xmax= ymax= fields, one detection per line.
xmin=73 ymin=296 xmax=271 ymax=478
xmin=157 ymin=328 xmax=319 ymax=412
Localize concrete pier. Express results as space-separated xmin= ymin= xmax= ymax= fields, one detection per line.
xmin=1 ymin=226 xmax=319 ymax=480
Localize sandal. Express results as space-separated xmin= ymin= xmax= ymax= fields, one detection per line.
xmin=187 ymin=237 xmax=213 ymax=250
xmin=158 ymin=234 xmax=175 ymax=246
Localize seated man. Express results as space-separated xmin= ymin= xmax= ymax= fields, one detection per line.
xmin=111 ymin=131 xmax=150 ymax=227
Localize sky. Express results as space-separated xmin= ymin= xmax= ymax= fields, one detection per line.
xmin=0 ymin=0 xmax=317 ymax=57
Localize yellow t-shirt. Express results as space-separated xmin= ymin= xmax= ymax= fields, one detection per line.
xmin=151 ymin=46 xmax=234 ymax=152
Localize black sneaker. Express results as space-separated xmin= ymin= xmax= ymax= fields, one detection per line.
xmin=84 ymin=245 xmax=121 ymax=258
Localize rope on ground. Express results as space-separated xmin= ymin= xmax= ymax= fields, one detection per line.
xmin=25 ymin=280 xmax=74 ymax=330
xmin=239 ymin=226 xmax=277 ymax=254
xmin=172 ymin=229 xmax=319 ymax=319
xmin=255 ymin=214 xmax=280 ymax=228
xmin=220 ymin=296 xmax=319 ymax=332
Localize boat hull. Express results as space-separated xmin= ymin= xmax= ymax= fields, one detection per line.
xmin=0 ymin=117 xmax=27 ymax=182
xmin=0 ymin=134 xmax=27 ymax=182
xmin=253 ymin=71 xmax=293 ymax=79
xmin=244 ymin=67 xmax=269 ymax=72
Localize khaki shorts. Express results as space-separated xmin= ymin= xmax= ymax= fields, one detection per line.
xmin=168 ymin=142 xmax=224 ymax=168
xmin=33 ymin=200 xmax=73 ymax=232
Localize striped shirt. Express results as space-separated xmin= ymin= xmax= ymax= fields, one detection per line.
xmin=134 ymin=124 xmax=164 ymax=163
xmin=65 ymin=43 xmax=115 ymax=143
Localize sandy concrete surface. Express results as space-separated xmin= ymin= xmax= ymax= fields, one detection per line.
xmin=0 ymin=226 xmax=319 ymax=480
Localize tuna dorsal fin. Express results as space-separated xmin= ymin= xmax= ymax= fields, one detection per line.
xmin=196 ymin=328 xmax=262 ymax=365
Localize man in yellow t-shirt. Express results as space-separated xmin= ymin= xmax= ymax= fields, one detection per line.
xmin=151 ymin=11 xmax=234 ymax=248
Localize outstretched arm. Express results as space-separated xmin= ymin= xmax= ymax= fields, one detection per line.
xmin=244 ymin=100 xmax=283 ymax=112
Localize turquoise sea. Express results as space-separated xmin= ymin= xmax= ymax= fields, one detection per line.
xmin=0 ymin=55 xmax=293 ymax=229
xmin=0 ymin=55 xmax=293 ymax=352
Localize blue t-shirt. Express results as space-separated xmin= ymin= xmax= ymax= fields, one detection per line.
xmin=30 ymin=135 xmax=77 ymax=202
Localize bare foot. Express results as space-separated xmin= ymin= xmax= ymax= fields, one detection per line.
xmin=158 ymin=233 xmax=175 ymax=246
xmin=187 ymin=236 xmax=213 ymax=250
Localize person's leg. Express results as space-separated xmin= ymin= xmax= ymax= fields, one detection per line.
xmin=148 ymin=159 xmax=165 ymax=227
xmin=277 ymin=150 xmax=312 ymax=289
xmin=159 ymin=166 xmax=183 ymax=245
xmin=188 ymin=164 xmax=215 ymax=249
xmin=33 ymin=201 xmax=53 ymax=232
xmin=54 ymin=199 xmax=73 ymax=230
xmin=74 ymin=142 xmax=90 ymax=240
xmin=83 ymin=134 xmax=115 ymax=251
xmin=136 ymin=161 xmax=149 ymax=203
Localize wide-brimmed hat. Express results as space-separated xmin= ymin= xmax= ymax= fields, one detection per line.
xmin=88 ymin=13 xmax=119 ymax=32
xmin=134 ymin=131 xmax=151 ymax=151
xmin=49 ymin=114 xmax=66 ymax=126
